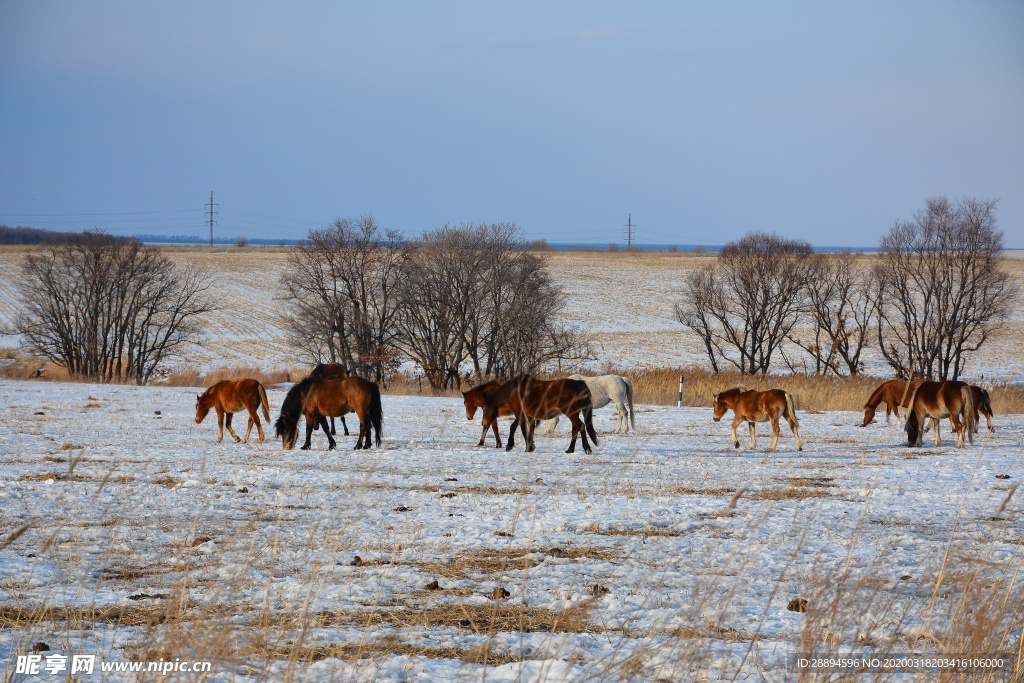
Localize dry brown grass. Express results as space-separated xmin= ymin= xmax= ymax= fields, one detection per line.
xmin=317 ymin=600 xmax=605 ymax=634
xmin=0 ymin=604 xmax=188 ymax=627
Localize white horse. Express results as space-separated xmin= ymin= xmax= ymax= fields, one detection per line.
xmin=544 ymin=374 xmax=635 ymax=435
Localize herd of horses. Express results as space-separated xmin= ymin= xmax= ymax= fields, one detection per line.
xmin=194 ymin=366 xmax=996 ymax=453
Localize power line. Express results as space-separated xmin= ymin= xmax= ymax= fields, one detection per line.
xmin=623 ymin=213 xmax=636 ymax=248
xmin=206 ymin=192 xmax=218 ymax=247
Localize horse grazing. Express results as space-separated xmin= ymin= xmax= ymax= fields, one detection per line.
xmin=463 ymin=380 xmax=529 ymax=448
xmin=309 ymin=363 xmax=349 ymax=436
xmin=481 ymin=375 xmax=598 ymax=454
xmin=195 ymin=379 xmax=270 ymax=443
xmin=712 ymin=387 xmax=801 ymax=451
xmin=970 ymin=385 xmax=994 ymax=433
xmin=860 ymin=379 xmax=923 ymax=427
xmin=274 ymin=376 xmax=383 ymax=450
xmin=543 ymin=374 xmax=635 ymax=435
xmin=905 ymin=381 xmax=975 ymax=448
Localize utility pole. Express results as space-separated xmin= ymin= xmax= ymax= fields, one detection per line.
xmin=623 ymin=213 xmax=636 ymax=249
xmin=206 ymin=192 xmax=218 ymax=247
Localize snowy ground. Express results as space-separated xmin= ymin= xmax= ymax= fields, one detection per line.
xmin=0 ymin=380 xmax=1021 ymax=682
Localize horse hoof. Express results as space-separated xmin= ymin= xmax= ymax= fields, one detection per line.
xmin=565 ymin=447 xmax=574 ymax=454
xmin=300 ymin=445 xmax=310 ymax=451
xmin=584 ymin=447 xmax=592 ymax=455
xmin=234 ymin=437 xmax=241 ymax=443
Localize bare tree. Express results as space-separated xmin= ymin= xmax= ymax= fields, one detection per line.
xmin=874 ymin=196 xmax=1017 ymax=380
xmin=675 ymin=231 xmax=813 ymax=375
xmin=395 ymin=222 xmax=590 ymax=387
xmin=16 ymin=233 xmax=214 ymax=383
xmin=281 ymin=216 xmax=408 ymax=382
xmin=787 ymin=251 xmax=878 ymax=376
xmin=395 ymin=224 xmax=490 ymax=389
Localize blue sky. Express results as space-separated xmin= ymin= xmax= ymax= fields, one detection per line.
xmin=1 ymin=1 xmax=1022 ymax=246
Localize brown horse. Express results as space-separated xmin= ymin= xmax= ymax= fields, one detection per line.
xmin=860 ymin=379 xmax=923 ymax=427
xmin=195 ymin=379 xmax=270 ymax=443
xmin=309 ymin=363 xmax=349 ymax=436
xmin=274 ymin=376 xmax=382 ymax=450
xmin=970 ymin=385 xmax=994 ymax=433
xmin=481 ymin=375 xmax=598 ymax=454
xmin=905 ymin=380 xmax=975 ymax=448
xmin=462 ymin=380 xmax=532 ymax=448
xmin=712 ymin=387 xmax=802 ymax=451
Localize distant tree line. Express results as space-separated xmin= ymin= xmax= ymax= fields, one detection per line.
xmin=0 ymin=224 xmax=123 ymax=245
xmin=675 ymin=196 xmax=1018 ymax=381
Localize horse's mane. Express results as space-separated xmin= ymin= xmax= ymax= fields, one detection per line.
xmin=735 ymin=384 xmax=750 ymax=393
xmin=465 ymin=379 xmax=501 ymax=394
xmin=310 ymin=363 xmax=346 ymax=379
xmin=275 ymin=376 xmax=318 ymax=437
xmin=483 ymin=375 xmax=528 ymax=406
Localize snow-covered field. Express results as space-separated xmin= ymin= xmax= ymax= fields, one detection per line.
xmin=1 ymin=380 xmax=1021 ymax=682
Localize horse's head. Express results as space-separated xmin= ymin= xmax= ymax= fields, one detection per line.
xmin=462 ymin=391 xmax=479 ymax=420
xmin=860 ymin=404 xmax=875 ymax=427
xmin=904 ymin=410 xmax=920 ymax=446
xmin=275 ymin=416 xmax=298 ymax=450
xmin=712 ymin=392 xmax=726 ymax=422
xmin=195 ymin=393 xmax=211 ymax=424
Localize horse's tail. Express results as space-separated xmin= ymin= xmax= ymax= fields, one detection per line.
xmin=585 ymin=406 xmax=599 ymax=446
xmin=258 ymin=383 xmax=270 ymax=421
xmin=624 ymin=376 xmax=636 ymax=430
xmin=905 ymin=385 xmax=922 ymax=446
xmin=961 ymin=384 xmax=975 ymax=445
xmin=784 ymin=391 xmax=799 ymax=427
xmin=368 ymin=381 xmax=384 ymax=447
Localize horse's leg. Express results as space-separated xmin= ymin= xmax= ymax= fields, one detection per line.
xmin=491 ymin=419 xmax=503 ymax=448
xmin=330 ymin=417 xmax=336 ymax=436
xmin=949 ymin=411 xmax=964 ymax=448
xmin=933 ymin=416 xmax=942 ymax=448
xmin=730 ymin=416 xmax=741 ymax=449
xmin=477 ymin=422 xmax=489 ymax=447
xmin=505 ymin=418 xmax=518 ymax=452
xmin=884 ymin=402 xmax=891 ymax=426
xmin=566 ymin=413 xmax=580 ymax=453
xmin=225 ymin=412 xmax=242 ymax=443
xmin=575 ymin=412 xmax=593 ymax=454
xmin=340 ymin=416 xmax=350 ymax=436
xmin=301 ymin=415 xmax=315 ymax=450
xmin=749 ymin=421 xmax=757 ymax=450
xmin=769 ymin=416 xmax=780 ymax=451
xmin=316 ymin=417 xmax=336 ymax=450
xmin=524 ymin=414 xmax=537 ymax=453
xmin=787 ymin=413 xmax=802 ymax=451
xmin=216 ymin=408 xmax=224 ymax=443
xmin=244 ymin=414 xmax=254 ymax=443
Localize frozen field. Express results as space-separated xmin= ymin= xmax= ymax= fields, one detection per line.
xmin=2 ymin=250 xmax=1022 ymax=381
xmin=1 ymin=380 xmax=1021 ymax=682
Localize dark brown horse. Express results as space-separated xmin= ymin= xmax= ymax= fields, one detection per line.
xmin=309 ymin=363 xmax=349 ymax=436
xmin=860 ymin=379 xmax=923 ymax=427
xmin=481 ymin=375 xmax=597 ymax=454
xmin=275 ymin=376 xmax=382 ymax=450
xmin=905 ymin=380 xmax=975 ymax=448
xmin=462 ymin=380 xmax=531 ymax=448
xmin=712 ymin=387 xmax=801 ymax=451
xmin=195 ymin=379 xmax=270 ymax=443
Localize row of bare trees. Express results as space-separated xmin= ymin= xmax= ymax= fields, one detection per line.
xmin=281 ymin=218 xmax=589 ymax=388
xmin=16 ymin=234 xmax=214 ymax=383
xmin=676 ymin=197 xmax=1017 ymax=380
